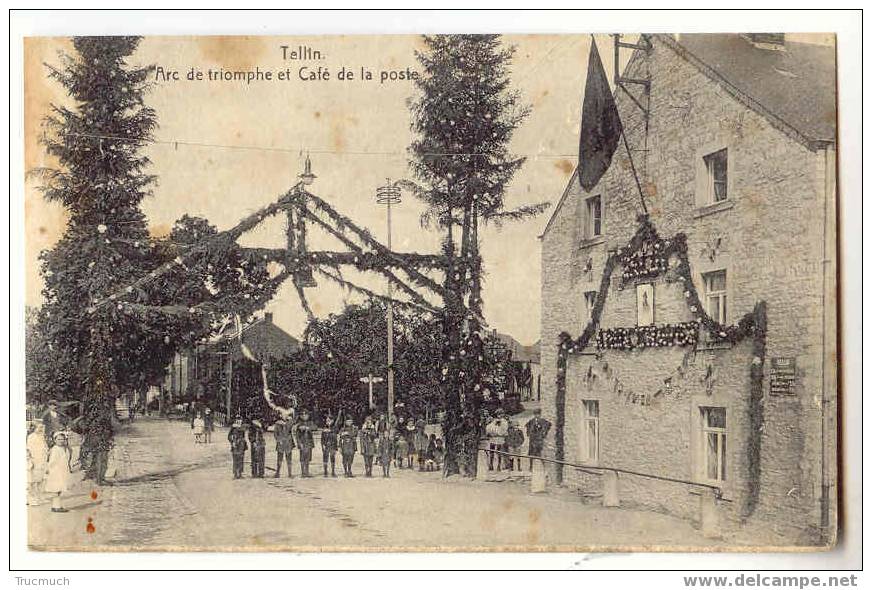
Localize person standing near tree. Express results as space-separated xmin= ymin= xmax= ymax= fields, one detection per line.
xmin=27 ymin=421 xmax=48 ymax=506
xmin=41 ymin=400 xmax=66 ymax=449
xmin=320 ymin=416 xmax=338 ymax=477
xmin=414 ymin=417 xmax=429 ymax=472
xmin=273 ymin=416 xmax=295 ymax=478
xmin=525 ymin=408 xmax=552 ymax=471
xmin=404 ymin=416 xmax=417 ymax=469
xmin=295 ymin=409 xmax=316 ymax=478
xmin=228 ymin=417 xmax=247 ymax=479
xmin=394 ymin=430 xmax=408 ymax=470
xmin=338 ymin=418 xmax=358 ymax=478
xmin=359 ymin=415 xmax=377 ymax=477
xmin=248 ymin=420 xmax=266 ymax=478
xmin=506 ymin=417 xmax=525 ymax=472
xmin=85 ymin=410 xmax=114 ymax=486
xmin=203 ymin=408 xmax=214 ymax=444
xmin=485 ymin=409 xmax=510 ymax=471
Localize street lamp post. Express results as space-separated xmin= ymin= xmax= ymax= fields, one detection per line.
xmin=376 ymin=180 xmax=402 ymax=426
xmin=359 ymin=373 xmax=385 ymax=411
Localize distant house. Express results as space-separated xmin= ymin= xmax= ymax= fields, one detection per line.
xmin=487 ymin=330 xmax=542 ymax=402
xmin=163 ymin=312 xmax=301 ymax=421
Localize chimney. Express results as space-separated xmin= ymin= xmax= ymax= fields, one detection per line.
xmin=264 ymin=312 xmax=273 ymax=324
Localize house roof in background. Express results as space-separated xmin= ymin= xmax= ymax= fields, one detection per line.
xmin=211 ymin=315 xmax=301 ymax=361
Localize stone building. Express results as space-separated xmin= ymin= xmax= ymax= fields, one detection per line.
xmin=539 ymin=34 xmax=837 ymax=545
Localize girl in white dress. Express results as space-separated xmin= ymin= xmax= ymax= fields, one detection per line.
xmin=44 ymin=431 xmax=73 ymax=512
xmin=192 ymin=413 xmax=205 ymax=443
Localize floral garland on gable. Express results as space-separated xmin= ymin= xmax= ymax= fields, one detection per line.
xmin=596 ymin=322 xmax=699 ymax=350
xmin=618 ymin=215 xmax=672 ymax=282
xmin=553 ymin=214 xmax=767 ymax=519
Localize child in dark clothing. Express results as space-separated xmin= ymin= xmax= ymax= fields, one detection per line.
xmin=425 ymin=433 xmax=437 ymax=472
xmin=394 ymin=433 xmax=408 ymax=469
xmin=377 ymin=431 xmax=393 ymax=478
xmin=434 ymin=437 xmax=445 ymax=471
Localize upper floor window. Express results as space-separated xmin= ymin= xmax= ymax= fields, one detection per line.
xmin=585 ymin=195 xmax=602 ymax=238
xmin=702 ymin=270 xmax=727 ymax=324
xmin=703 ymin=148 xmax=728 ymax=203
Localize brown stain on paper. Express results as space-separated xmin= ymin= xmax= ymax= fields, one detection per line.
xmin=196 ymin=36 xmax=269 ymax=71
xmin=149 ymin=223 xmax=172 ymax=239
xmin=554 ymin=159 xmax=574 ymax=176
xmin=526 ymin=509 xmax=542 ymax=545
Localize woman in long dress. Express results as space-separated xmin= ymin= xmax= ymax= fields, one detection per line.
xmin=44 ymin=431 xmax=73 ymax=512
xmin=26 ymin=421 xmax=48 ymax=505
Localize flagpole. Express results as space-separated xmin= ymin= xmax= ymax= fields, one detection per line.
xmin=620 ymin=128 xmax=649 ymax=215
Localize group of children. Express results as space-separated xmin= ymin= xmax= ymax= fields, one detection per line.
xmin=392 ymin=428 xmax=444 ymax=473
xmin=226 ymin=411 xmax=446 ymax=480
xmin=191 ymin=408 xmax=215 ymax=444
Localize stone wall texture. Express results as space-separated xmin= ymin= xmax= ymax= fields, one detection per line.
xmin=539 ymin=34 xmax=837 ymax=546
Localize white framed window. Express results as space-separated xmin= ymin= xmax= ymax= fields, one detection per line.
xmin=580 ymin=400 xmax=600 ymax=463
xmin=702 ymin=270 xmax=727 ymax=324
xmin=703 ymin=148 xmax=728 ymax=203
xmin=585 ymin=195 xmax=602 ymax=238
xmin=636 ymin=283 xmax=655 ymax=326
xmin=700 ymin=407 xmax=727 ymax=482
xmin=583 ymin=290 xmax=597 ymax=323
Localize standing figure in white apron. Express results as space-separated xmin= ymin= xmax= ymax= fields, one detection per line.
xmin=27 ymin=421 xmax=48 ymax=505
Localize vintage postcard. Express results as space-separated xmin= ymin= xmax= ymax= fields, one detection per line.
xmin=22 ymin=30 xmax=839 ymax=553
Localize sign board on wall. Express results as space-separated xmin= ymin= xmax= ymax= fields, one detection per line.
xmin=769 ymin=357 xmax=796 ymax=395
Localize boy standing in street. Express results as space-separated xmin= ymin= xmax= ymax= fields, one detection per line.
xmin=273 ymin=416 xmax=295 ymax=477
xmin=295 ymin=409 xmax=316 ymax=477
xmin=248 ymin=419 xmax=266 ymax=478
xmin=359 ymin=415 xmax=377 ymax=478
xmin=377 ymin=430 xmax=393 ymax=478
xmin=338 ymin=418 xmax=358 ymax=478
xmin=228 ymin=417 xmax=247 ymax=479
xmin=320 ymin=416 xmax=338 ymax=477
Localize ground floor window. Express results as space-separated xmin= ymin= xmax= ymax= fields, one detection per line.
xmin=700 ymin=406 xmax=727 ymax=482
xmin=581 ymin=399 xmax=599 ymax=463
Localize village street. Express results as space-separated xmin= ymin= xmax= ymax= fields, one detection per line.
xmin=28 ymin=417 xmax=724 ymax=551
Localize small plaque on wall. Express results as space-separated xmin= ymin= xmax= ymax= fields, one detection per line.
xmin=769 ymin=357 xmax=797 ymax=396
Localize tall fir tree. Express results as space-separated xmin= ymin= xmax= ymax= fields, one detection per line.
xmin=408 ymin=35 xmax=547 ymax=474
xmin=34 ymin=37 xmax=173 ymax=473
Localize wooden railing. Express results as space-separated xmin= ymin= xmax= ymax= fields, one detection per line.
xmin=477 ymin=447 xmax=723 ymax=539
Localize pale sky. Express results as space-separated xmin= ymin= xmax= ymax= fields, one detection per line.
xmin=24 ymin=34 xmax=624 ymax=345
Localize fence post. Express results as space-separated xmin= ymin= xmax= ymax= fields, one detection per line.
xmin=700 ymin=488 xmax=720 ymax=538
xmin=476 ymin=449 xmax=490 ymax=481
xmin=603 ymin=469 xmax=620 ymax=507
xmin=531 ymin=458 xmax=547 ymax=493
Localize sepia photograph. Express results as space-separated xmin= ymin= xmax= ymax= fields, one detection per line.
xmin=10 ymin=9 xmax=860 ymax=571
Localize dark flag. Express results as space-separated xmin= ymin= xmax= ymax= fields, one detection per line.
xmin=578 ymin=38 xmax=623 ymax=191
